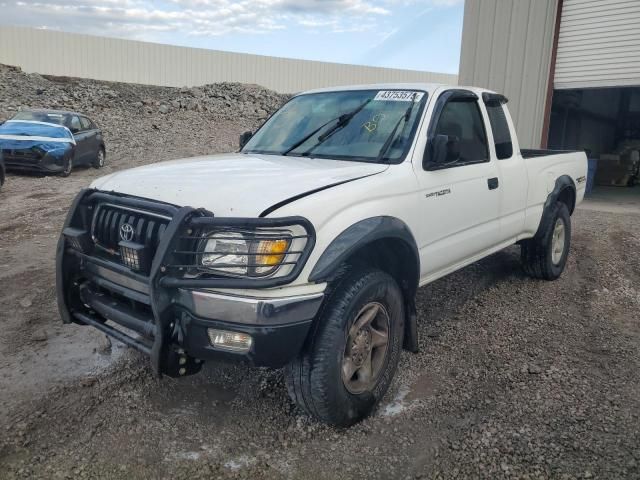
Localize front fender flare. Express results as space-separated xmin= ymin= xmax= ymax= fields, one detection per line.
xmin=309 ymin=216 xmax=419 ymax=286
xmin=308 ymin=216 xmax=420 ymax=352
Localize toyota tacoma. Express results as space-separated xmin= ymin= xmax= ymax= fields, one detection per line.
xmin=57 ymin=84 xmax=587 ymax=426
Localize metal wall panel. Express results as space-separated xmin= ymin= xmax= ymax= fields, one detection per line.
xmin=459 ymin=0 xmax=559 ymax=148
xmin=555 ymin=0 xmax=640 ymax=89
xmin=0 ymin=26 xmax=457 ymax=93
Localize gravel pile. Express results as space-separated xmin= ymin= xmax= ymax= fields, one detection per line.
xmin=0 ymin=64 xmax=639 ymax=479
xmin=0 ymin=63 xmax=287 ymax=122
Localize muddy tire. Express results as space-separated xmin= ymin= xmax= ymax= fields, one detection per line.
xmin=521 ymin=202 xmax=571 ymax=280
xmin=285 ymin=267 xmax=404 ymax=427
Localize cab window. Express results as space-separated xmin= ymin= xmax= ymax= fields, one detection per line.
xmin=433 ymin=99 xmax=489 ymax=164
xmin=485 ymin=103 xmax=513 ymax=159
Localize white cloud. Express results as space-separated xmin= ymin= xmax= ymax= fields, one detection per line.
xmin=1 ymin=0 xmax=461 ymax=41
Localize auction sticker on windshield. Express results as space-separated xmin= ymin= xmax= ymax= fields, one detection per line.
xmin=374 ymin=91 xmax=425 ymax=102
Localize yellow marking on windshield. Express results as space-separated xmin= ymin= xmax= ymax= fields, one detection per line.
xmin=362 ymin=121 xmax=377 ymax=133
xmin=362 ymin=113 xmax=385 ymax=133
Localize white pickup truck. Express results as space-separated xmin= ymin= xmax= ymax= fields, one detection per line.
xmin=57 ymin=84 xmax=587 ymax=426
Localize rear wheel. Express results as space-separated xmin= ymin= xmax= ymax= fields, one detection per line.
xmin=521 ymin=202 xmax=571 ymax=280
xmin=93 ymin=147 xmax=106 ymax=169
xmin=285 ymin=267 xmax=404 ymax=426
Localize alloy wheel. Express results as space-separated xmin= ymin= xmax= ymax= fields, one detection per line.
xmin=342 ymin=302 xmax=390 ymax=394
xmin=551 ymin=218 xmax=566 ymax=265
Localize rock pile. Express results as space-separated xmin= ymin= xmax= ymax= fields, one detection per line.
xmin=0 ymin=63 xmax=288 ymax=123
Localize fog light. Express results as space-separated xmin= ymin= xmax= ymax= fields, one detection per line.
xmin=207 ymin=329 xmax=253 ymax=353
xmin=119 ymin=241 xmax=150 ymax=272
xmin=63 ymin=227 xmax=92 ymax=253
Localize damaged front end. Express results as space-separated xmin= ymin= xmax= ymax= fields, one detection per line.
xmin=2 ymin=140 xmax=72 ymax=173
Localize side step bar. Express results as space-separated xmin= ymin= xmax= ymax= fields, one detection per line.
xmin=72 ymin=311 xmax=152 ymax=355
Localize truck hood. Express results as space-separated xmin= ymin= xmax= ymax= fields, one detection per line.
xmin=91 ymin=153 xmax=388 ymax=217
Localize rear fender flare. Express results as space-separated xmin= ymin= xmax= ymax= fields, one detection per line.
xmin=535 ymin=175 xmax=576 ymax=239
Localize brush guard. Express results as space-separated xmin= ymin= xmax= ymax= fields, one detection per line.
xmin=56 ymin=189 xmax=316 ymax=377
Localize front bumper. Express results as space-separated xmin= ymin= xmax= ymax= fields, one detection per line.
xmin=57 ymin=189 xmax=319 ymax=375
xmin=4 ymin=152 xmax=66 ymax=173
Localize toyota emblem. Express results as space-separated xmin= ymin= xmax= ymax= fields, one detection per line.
xmin=119 ymin=223 xmax=135 ymax=242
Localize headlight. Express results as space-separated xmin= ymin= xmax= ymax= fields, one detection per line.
xmin=201 ymin=231 xmax=249 ymax=275
xmin=199 ymin=230 xmax=292 ymax=277
xmin=42 ymin=146 xmax=68 ymax=165
xmin=168 ymin=217 xmax=315 ymax=286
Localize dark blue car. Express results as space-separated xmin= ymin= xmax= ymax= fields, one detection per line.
xmin=0 ymin=110 xmax=106 ymax=177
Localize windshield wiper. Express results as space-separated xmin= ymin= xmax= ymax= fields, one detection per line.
xmin=375 ymin=93 xmax=418 ymax=163
xmin=282 ymin=99 xmax=371 ymax=156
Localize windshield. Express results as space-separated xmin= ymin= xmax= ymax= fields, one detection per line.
xmin=243 ymin=89 xmax=427 ymax=163
xmin=0 ymin=121 xmax=72 ymax=139
xmin=12 ymin=111 xmax=67 ymax=125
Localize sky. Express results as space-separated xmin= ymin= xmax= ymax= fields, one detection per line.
xmin=1 ymin=0 xmax=464 ymax=74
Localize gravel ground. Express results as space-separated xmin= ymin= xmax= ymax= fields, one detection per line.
xmin=1 ymin=65 xmax=639 ymax=479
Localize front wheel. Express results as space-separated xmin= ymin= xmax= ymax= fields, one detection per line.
xmin=59 ymin=155 xmax=73 ymax=177
xmin=521 ymin=201 xmax=571 ymax=280
xmin=285 ymin=267 xmax=404 ymax=426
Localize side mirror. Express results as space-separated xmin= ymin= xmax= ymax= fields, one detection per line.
xmin=239 ymin=131 xmax=253 ymax=149
xmin=70 ymin=127 xmax=80 ymax=134
xmin=423 ymin=134 xmax=460 ymax=170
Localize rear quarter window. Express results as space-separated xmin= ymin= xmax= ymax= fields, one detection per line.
xmin=486 ymin=104 xmax=513 ymax=159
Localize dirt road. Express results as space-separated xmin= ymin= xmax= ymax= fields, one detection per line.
xmin=1 ymin=67 xmax=639 ymax=479
xmin=1 ymin=168 xmax=638 ymax=480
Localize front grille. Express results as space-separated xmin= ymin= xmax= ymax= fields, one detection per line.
xmin=11 ymin=149 xmax=40 ymax=159
xmin=91 ymin=203 xmax=170 ymax=268
xmin=3 ymin=149 xmax=41 ymax=165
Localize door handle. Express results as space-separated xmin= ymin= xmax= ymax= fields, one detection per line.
xmin=487 ymin=177 xmax=499 ymax=190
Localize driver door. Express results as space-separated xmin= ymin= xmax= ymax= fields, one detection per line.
xmin=413 ymin=89 xmax=502 ymax=281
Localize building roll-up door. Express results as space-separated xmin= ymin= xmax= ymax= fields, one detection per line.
xmin=555 ymin=0 xmax=640 ymax=89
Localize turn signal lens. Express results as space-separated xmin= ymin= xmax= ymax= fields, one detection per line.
xmin=207 ymin=329 xmax=253 ymax=353
xmin=255 ymin=239 xmax=289 ymax=273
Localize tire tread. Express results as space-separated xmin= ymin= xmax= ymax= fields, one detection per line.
xmin=285 ymin=266 xmax=403 ymax=426
xmin=520 ymin=202 xmax=570 ymax=281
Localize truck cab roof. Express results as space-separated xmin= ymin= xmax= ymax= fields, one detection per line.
xmin=299 ymin=83 xmax=498 ymax=96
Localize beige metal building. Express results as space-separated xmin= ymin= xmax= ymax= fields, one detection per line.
xmin=459 ymin=0 xmax=558 ymax=150
xmin=0 ymin=26 xmax=457 ymax=93
xmin=460 ymin=0 xmax=640 ymax=194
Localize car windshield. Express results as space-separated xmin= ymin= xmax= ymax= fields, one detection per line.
xmin=0 ymin=121 xmax=72 ymax=139
xmin=12 ymin=111 xmax=67 ymax=125
xmin=242 ymin=89 xmax=427 ymax=163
